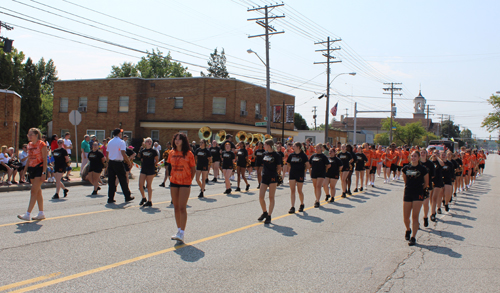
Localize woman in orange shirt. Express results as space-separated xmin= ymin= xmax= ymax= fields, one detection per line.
xmin=167 ymin=133 xmax=196 ymax=243
xmin=17 ymin=128 xmax=48 ymax=221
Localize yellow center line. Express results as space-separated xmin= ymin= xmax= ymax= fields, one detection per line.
xmin=0 ymin=188 xmax=259 ymax=228
xmin=0 ymin=272 xmax=61 ymax=291
xmin=8 ymin=191 xmax=362 ymax=293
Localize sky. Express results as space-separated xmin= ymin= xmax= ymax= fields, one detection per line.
xmin=1 ymin=0 xmax=499 ymax=140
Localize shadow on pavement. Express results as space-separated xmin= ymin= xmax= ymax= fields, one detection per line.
xmin=226 ymin=192 xmax=241 ymax=198
xmin=416 ymin=243 xmax=462 ymax=258
xmin=426 ymin=229 xmax=465 ymax=241
xmin=453 ymin=203 xmax=477 ymax=209
xmin=49 ymin=198 xmax=68 ymax=203
xmin=295 ymin=211 xmax=324 ymax=223
xmin=15 ymin=222 xmax=43 ymax=233
xmin=86 ymin=193 xmax=106 ymax=198
xmin=333 ymin=202 xmax=355 ymax=209
xmin=140 ymin=207 xmax=161 ymax=214
xmin=199 ymin=197 xmax=217 ymax=203
xmin=346 ymin=197 xmax=366 ymax=203
xmin=265 ymin=223 xmax=297 ymax=237
xmin=449 ymin=213 xmax=477 ymax=221
xmin=173 ymin=244 xmax=205 ymax=262
xmin=441 ymin=220 xmax=473 ymax=228
xmin=319 ymin=204 xmax=344 ymax=214
xmin=451 ymin=208 xmax=470 ymax=213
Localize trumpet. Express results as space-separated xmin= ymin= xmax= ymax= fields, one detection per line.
xmin=246 ymin=133 xmax=254 ymax=145
xmin=235 ymin=131 xmax=248 ymax=143
xmin=215 ymin=130 xmax=226 ymax=144
xmin=198 ymin=126 xmax=212 ymax=140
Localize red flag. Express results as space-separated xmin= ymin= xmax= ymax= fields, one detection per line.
xmin=330 ymin=102 xmax=338 ymax=116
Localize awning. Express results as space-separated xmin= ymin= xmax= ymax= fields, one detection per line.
xmin=140 ymin=121 xmax=298 ymax=137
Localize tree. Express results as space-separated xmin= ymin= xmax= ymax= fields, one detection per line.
xmin=108 ymin=49 xmax=192 ymax=79
xmin=381 ymin=118 xmax=426 ymax=146
xmin=294 ymin=113 xmax=309 ymax=130
xmin=19 ymin=58 xmax=42 ymax=144
xmin=40 ymin=84 xmax=53 ymax=134
xmin=200 ymin=48 xmax=229 ymax=78
xmin=36 ymin=57 xmax=58 ymax=94
xmin=374 ymin=132 xmax=390 ymax=146
xmin=481 ymin=94 xmax=500 ymax=132
xmin=441 ymin=119 xmax=460 ymax=139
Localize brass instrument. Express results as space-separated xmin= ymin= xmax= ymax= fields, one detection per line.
xmin=251 ymin=134 xmax=261 ymax=145
xmin=246 ymin=133 xmax=254 ymax=145
xmin=235 ymin=131 xmax=248 ymax=143
xmin=215 ymin=130 xmax=226 ymax=144
xmin=198 ymin=126 xmax=212 ymax=141
xmin=264 ymin=134 xmax=273 ymax=141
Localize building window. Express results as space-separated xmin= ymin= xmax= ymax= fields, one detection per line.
xmin=255 ymin=103 xmax=261 ymax=115
xmin=151 ymin=130 xmax=159 ymax=141
xmin=174 ymin=97 xmax=183 ymax=109
xmin=305 ymin=136 xmax=315 ymax=144
xmin=213 ymin=97 xmax=226 ymax=115
xmin=241 ymin=100 xmax=247 ymax=111
xmin=98 ymin=97 xmax=108 ymax=113
xmin=147 ymin=97 xmax=155 ymax=114
xmin=87 ymin=130 xmax=105 ymax=142
xmin=119 ymin=96 xmax=129 ymax=112
xmin=60 ymin=97 xmax=68 ymax=112
xmin=79 ymin=97 xmax=87 ymax=107
xmin=61 ymin=129 xmax=69 ymax=138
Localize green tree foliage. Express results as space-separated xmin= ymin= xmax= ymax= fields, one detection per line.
xmin=294 ymin=113 xmax=309 ymax=130
xmin=200 ymin=48 xmax=229 ymax=78
xmin=381 ymin=118 xmax=426 ymax=146
xmin=19 ymin=58 xmax=42 ymax=143
xmin=440 ymin=119 xmax=460 ymax=139
xmin=37 ymin=58 xmax=58 ymax=94
xmin=374 ymin=132 xmax=390 ymax=146
xmin=108 ymin=49 xmax=192 ymax=79
xmin=481 ymin=94 xmax=500 ymax=132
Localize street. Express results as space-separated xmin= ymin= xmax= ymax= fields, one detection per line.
xmin=0 ymin=155 xmax=498 ymax=292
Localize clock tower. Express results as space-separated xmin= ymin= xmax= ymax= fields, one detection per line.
xmin=413 ymin=91 xmax=426 ymax=119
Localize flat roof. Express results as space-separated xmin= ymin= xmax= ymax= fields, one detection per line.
xmin=0 ymin=89 xmax=21 ymax=98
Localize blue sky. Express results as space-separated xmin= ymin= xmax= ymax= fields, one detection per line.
xmin=1 ymin=0 xmax=498 ymax=139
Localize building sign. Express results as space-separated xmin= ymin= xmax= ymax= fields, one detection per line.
xmin=286 ymin=105 xmax=294 ymax=123
xmin=274 ymin=105 xmax=294 ymax=123
xmin=273 ymin=105 xmax=282 ymax=123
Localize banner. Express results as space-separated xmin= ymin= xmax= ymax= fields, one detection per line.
xmin=286 ymin=105 xmax=294 ymax=123
xmin=273 ymin=105 xmax=282 ymax=123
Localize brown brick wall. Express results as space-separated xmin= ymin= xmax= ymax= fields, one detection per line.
xmin=0 ymin=91 xmax=21 ymax=151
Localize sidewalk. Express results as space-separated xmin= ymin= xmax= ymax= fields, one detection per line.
xmin=0 ymin=162 xmax=143 ymax=193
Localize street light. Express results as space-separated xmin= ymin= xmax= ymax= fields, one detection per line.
xmin=248 ymin=48 xmax=271 ymax=135
xmin=318 ymin=72 xmax=356 ymax=143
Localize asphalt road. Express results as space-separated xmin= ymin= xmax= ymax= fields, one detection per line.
xmin=0 ymin=155 xmax=498 ymax=292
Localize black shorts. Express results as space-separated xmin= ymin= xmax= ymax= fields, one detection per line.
xmin=326 ymin=174 xmax=339 ymax=180
xmin=140 ymin=168 xmax=156 ymax=176
xmin=89 ymin=165 xmax=103 ymax=173
xmin=236 ymin=162 xmax=247 ymax=168
xmin=444 ymin=180 xmax=452 ymax=185
xmin=390 ymin=164 xmax=397 ymax=172
xmin=54 ymin=166 xmax=66 ymax=173
xmin=455 ymin=172 xmax=462 ymax=177
xmin=255 ymin=162 xmax=263 ymax=168
xmin=250 ymin=162 xmax=255 ymax=167
xmin=433 ymin=181 xmax=444 ymax=188
xmin=289 ymin=171 xmax=305 ymax=183
xmin=311 ymin=171 xmax=326 ymax=179
xmin=479 ymin=164 xmax=485 ymax=170
xmin=423 ymin=189 xmax=429 ymax=200
xmin=261 ymin=174 xmax=278 ymax=185
xmin=28 ymin=165 xmax=43 ymax=179
xmin=0 ymin=164 xmax=7 ymax=172
xmin=196 ymin=165 xmax=209 ymax=171
xmin=404 ymin=192 xmax=425 ymax=202
xmin=341 ymin=166 xmax=350 ymax=172
xmin=397 ymin=166 xmax=402 ymax=171
xmin=471 ymin=170 xmax=476 ymax=176
xmin=370 ymin=166 xmax=377 ymax=174
xmin=170 ymin=182 xmax=191 ymax=188
xmin=355 ymin=168 xmax=365 ymax=172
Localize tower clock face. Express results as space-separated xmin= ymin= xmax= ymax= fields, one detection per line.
xmin=416 ymin=101 xmax=423 ymax=112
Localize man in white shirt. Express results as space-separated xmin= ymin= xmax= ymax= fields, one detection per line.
xmin=63 ymin=132 xmax=73 ymax=179
xmin=19 ymin=144 xmax=29 ymax=183
xmin=106 ymin=128 xmax=134 ymax=204
xmin=153 ymin=142 xmax=161 ymax=156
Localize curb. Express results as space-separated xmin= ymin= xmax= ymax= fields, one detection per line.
xmin=0 ymin=180 xmax=91 ymax=193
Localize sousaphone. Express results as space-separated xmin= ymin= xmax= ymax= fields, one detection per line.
xmin=215 ymin=130 xmax=226 ymax=144
xmin=235 ymin=131 xmax=248 ymax=143
xmin=198 ymin=126 xmax=212 ymax=141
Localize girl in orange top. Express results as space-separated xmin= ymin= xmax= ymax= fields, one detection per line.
xmin=167 ymin=133 xmax=196 ymax=243
xmin=17 ymin=128 xmax=48 ymax=221
xmin=362 ymin=143 xmax=372 ymax=188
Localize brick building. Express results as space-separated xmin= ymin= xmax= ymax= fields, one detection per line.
xmin=52 ymin=77 xmax=297 ymax=148
xmin=0 ymin=89 xmax=21 ymax=152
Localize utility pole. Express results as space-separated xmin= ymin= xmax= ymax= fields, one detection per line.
xmin=426 ymin=104 xmax=435 ymax=146
xmin=314 ymin=37 xmax=341 ymax=143
xmin=0 ymin=21 xmax=14 ymax=53
xmin=312 ymin=106 xmax=318 ymax=130
xmin=248 ymin=4 xmax=285 ymax=135
xmin=383 ymin=83 xmax=402 ymax=144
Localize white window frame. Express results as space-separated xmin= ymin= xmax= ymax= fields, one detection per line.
xmin=78 ymin=97 xmax=87 ymax=107
xmin=61 ymin=129 xmax=69 ymax=139
xmin=240 ymin=100 xmax=247 ymax=112
xmin=305 ymin=136 xmax=315 ymax=144
xmin=174 ymin=97 xmax=183 ymax=109
xmin=98 ymin=97 xmax=108 ymax=113
xmin=213 ymin=97 xmax=226 ymax=115
xmin=119 ymin=96 xmax=129 ymax=113
xmin=151 ymin=130 xmax=159 ymax=141
xmin=179 ymin=130 xmax=188 ymax=136
xmin=60 ymin=97 xmax=68 ymax=113
xmin=147 ymin=97 xmax=155 ymax=114
xmin=86 ymin=130 xmax=105 ymax=142
xmin=255 ymin=103 xmax=261 ymax=115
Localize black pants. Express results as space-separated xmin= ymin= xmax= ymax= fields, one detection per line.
xmin=108 ymin=160 xmax=131 ymax=200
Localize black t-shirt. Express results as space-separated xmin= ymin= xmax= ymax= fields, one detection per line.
xmin=262 ymin=151 xmax=282 ymax=178
xmin=349 ymin=151 xmax=357 ymax=168
xmin=326 ymin=156 xmax=343 ymax=178
xmin=432 ymin=159 xmax=443 ymax=184
xmin=88 ymin=150 xmax=104 ymax=170
xmin=455 ymin=158 xmax=462 ymax=172
xmin=195 ymin=148 xmax=211 ymax=168
xmin=402 ymin=163 xmax=428 ymax=197
xmin=52 ymin=147 xmax=68 ymax=169
xmin=254 ymin=149 xmax=266 ymax=166
xmin=209 ymin=146 xmax=221 ymax=162
xmin=355 ymin=153 xmax=368 ymax=171
xmin=442 ymin=160 xmax=454 ymax=182
xmin=221 ymin=151 xmax=235 ymax=169
xmin=139 ymin=148 xmax=158 ymax=171
xmin=309 ymin=153 xmax=330 ymax=174
xmin=236 ymin=148 xmax=248 ymax=166
xmin=421 ymin=159 xmax=435 ymax=183
xmin=126 ymin=148 xmax=135 ymax=158
xmin=287 ymin=152 xmax=309 ymax=174
xmin=337 ymin=152 xmax=352 ymax=170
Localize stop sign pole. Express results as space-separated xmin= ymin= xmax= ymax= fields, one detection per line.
xmin=69 ymin=110 xmax=82 ymax=167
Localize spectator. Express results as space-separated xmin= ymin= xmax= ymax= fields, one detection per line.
xmin=46 ymin=145 xmax=55 ymax=182
xmin=50 ymin=134 xmax=58 ymax=151
xmin=154 ymin=141 xmax=162 ymax=156
xmin=63 ymin=132 xmax=73 ymax=180
xmin=81 ymin=134 xmax=90 ymax=176
xmin=0 ymin=145 xmax=13 ymax=185
xmin=7 ymin=147 xmax=22 ymax=184
xmin=19 ymin=144 xmax=29 ymax=183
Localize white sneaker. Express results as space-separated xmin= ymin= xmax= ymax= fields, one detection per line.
xmin=7 ymin=181 xmax=12 ymax=185
xmin=230 ymin=176 xmax=235 ymax=181
xmin=51 ymin=177 xmax=56 ymax=182
xmin=171 ymin=231 xmax=184 ymax=242
xmin=32 ymin=213 xmax=46 ymax=220
xmin=247 ymin=175 xmax=252 ymax=180
xmin=17 ymin=213 xmax=31 ymax=221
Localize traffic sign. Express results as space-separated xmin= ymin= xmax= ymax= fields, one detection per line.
xmin=255 ymin=122 xmax=267 ymax=126
xmin=69 ymin=110 xmax=82 ymax=126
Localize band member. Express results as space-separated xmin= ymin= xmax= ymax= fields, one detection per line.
xmin=88 ymin=141 xmax=105 ymax=196
xmin=253 ymin=142 xmax=266 ymax=189
xmin=309 ymin=144 xmax=330 ymax=208
xmin=354 ymin=146 xmax=368 ymax=192
xmin=168 ymin=133 xmax=196 ymax=243
xmin=257 ymin=139 xmax=282 ymax=224
xmin=323 ymin=148 xmax=342 ymax=203
xmin=420 ymin=149 xmax=435 ymax=227
xmin=194 ymin=139 xmax=211 ymax=198
xmin=345 ymin=144 xmax=356 ymax=195
xmin=287 ymin=142 xmax=310 ymax=213
xmin=159 ymin=142 xmax=172 ymax=187
xmin=209 ymin=140 xmax=221 ymax=182
xmin=441 ymin=151 xmax=455 ymax=212
xmin=402 ymin=151 xmax=428 ymax=246
xmin=138 ymin=138 xmax=159 ymax=206
xmin=51 ymin=139 xmax=70 ymax=199
xmin=337 ymin=144 xmax=353 ymax=198
xmin=235 ymin=141 xmax=250 ymax=192
xmin=430 ymin=150 xmax=444 ymax=221
xmin=221 ymin=142 xmax=236 ymax=194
